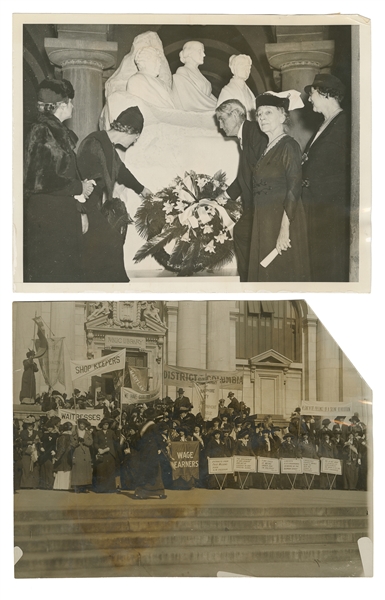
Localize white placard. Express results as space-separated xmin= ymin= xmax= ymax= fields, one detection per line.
xmin=58 ymin=408 xmax=104 ymax=425
xmin=280 ymin=458 xmax=303 ymax=474
xmin=320 ymin=457 xmax=342 ymax=475
xmin=233 ymin=455 xmax=257 ymax=473
xmin=208 ymin=457 xmax=234 ymax=475
xmin=257 ymin=457 xmax=280 ymax=475
xmin=302 ymin=457 xmax=320 ymax=475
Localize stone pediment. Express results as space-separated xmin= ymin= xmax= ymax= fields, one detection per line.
xmin=249 ymin=349 xmax=292 ymax=369
xmin=85 ymin=301 xmax=167 ymax=336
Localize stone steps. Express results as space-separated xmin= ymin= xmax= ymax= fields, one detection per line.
xmin=14 ymin=543 xmax=362 ymax=576
xmin=15 ymin=527 xmax=367 ymax=553
xmin=14 ymin=515 xmax=368 ymax=536
xmin=14 ymin=502 xmax=368 ymax=578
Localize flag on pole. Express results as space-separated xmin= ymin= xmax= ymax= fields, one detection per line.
xmin=38 ymin=337 xmax=65 ymax=388
xmin=33 ymin=316 xmax=48 ymax=358
xmin=128 ymin=366 xmax=148 ymax=392
xmin=70 ymin=349 xmax=126 ymax=381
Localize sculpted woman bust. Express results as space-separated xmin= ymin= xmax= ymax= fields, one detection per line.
xmin=172 ymin=41 xmax=217 ymax=111
xmin=126 ymin=46 xmax=176 ymax=109
xmin=217 ymin=54 xmax=256 ymax=119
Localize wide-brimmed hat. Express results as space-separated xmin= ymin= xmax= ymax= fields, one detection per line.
xmin=177 ymin=388 xmax=184 ymax=394
xmin=304 ymin=73 xmax=346 ymax=97
xmin=322 ymin=419 xmax=331 ymax=426
xmin=283 ymin=432 xmax=294 ymax=439
xmin=77 ymin=418 xmax=90 ymax=428
xmin=23 ymin=415 xmax=36 ymax=425
xmin=60 ymin=422 xmax=73 ymax=432
xmin=227 ymin=391 xmax=234 ymax=398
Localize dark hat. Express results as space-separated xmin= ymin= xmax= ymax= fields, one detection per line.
xmin=283 ymin=432 xmax=294 ymax=439
xmin=237 ymin=429 xmax=250 ymax=439
xmin=177 ymin=388 xmax=185 ymax=394
xmin=112 ymin=106 xmax=144 ymax=134
xmin=227 ymin=391 xmax=234 ymax=397
xmin=37 ymin=78 xmax=72 ymax=104
xmin=111 ymin=409 xmax=120 ymax=419
xmin=100 ymin=418 xmax=113 ymax=428
xmin=60 ymin=422 xmax=73 ymax=432
xmin=77 ymin=418 xmax=90 ymax=428
xmin=45 ymin=416 xmax=61 ymax=429
xmin=26 ymin=350 xmax=35 ymax=358
xmin=322 ymin=419 xmax=331 ymax=426
xmin=304 ymin=73 xmax=346 ymax=96
xmin=272 ymin=426 xmax=281 ymax=433
xmin=262 ymin=429 xmax=271 ymax=435
xmin=349 ymin=415 xmax=359 ymax=423
xmin=143 ymin=408 xmax=157 ymax=421
xmin=256 ymin=93 xmax=289 ymax=111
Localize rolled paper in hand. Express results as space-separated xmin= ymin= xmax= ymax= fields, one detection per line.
xmin=260 ymin=248 xmax=279 ymax=268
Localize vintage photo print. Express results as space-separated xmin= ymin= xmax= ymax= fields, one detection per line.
xmin=13 ymin=14 xmax=371 ymax=292
xmin=13 ymin=299 xmax=372 ymax=578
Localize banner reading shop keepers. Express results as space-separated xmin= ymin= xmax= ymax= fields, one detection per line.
xmin=70 ymin=349 xmax=126 ymax=381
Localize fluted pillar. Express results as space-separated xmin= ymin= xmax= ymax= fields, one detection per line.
xmin=303 ymin=311 xmax=318 ymax=403
xmin=265 ymin=40 xmax=335 ymax=93
xmin=316 ymin=321 xmax=341 ymax=404
xmin=206 ymin=301 xmax=231 ymax=371
xmin=44 ymin=33 xmax=117 ymax=143
xmin=176 ymin=302 xmax=203 ymax=369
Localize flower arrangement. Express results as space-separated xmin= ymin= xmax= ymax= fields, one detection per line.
xmin=134 ymin=170 xmax=241 ymax=276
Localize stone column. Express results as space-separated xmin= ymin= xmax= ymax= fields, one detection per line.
xmin=316 ymin=321 xmax=341 ymax=404
xmin=302 ymin=311 xmax=318 ymax=403
xmin=44 ymin=29 xmax=117 ymax=143
xmin=206 ymin=301 xmax=232 ymax=371
xmin=176 ymin=302 xmax=204 ymax=369
xmin=265 ymin=38 xmax=334 ymax=149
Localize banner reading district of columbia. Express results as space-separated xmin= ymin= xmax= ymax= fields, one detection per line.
xmin=70 ymin=349 xmax=125 ymax=381
xmin=164 ymin=365 xmax=243 ymax=390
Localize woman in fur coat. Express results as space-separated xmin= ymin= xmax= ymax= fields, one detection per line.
xmin=24 ymin=78 xmax=94 ymax=282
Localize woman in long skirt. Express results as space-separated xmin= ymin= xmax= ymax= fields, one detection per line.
xmin=70 ymin=419 xmax=93 ymax=493
xmin=93 ymin=419 xmax=118 ymax=493
xmin=53 ymin=422 xmax=73 ymax=490
xmin=132 ymin=414 xmax=167 ymax=499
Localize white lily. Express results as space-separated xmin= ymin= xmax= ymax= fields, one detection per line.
xmin=165 ymin=214 xmax=175 ymax=224
xmin=204 ymin=240 xmax=216 ymax=253
xmin=175 ymin=200 xmax=187 ymax=212
xmin=215 ymin=230 xmax=228 ymax=244
xmin=163 ymin=201 xmax=174 ymax=214
xmin=202 ymin=224 xmax=213 ymax=234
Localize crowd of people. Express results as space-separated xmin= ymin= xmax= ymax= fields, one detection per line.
xmin=14 ymin=388 xmax=368 ymax=497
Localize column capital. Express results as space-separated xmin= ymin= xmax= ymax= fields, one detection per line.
xmin=265 ymin=40 xmax=334 ymax=72
xmin=44 ymin=37 xmax=118 ymax=70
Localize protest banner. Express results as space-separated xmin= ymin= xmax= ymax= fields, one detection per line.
xmin=233 ymin=455 xmax=257 ymax=473
xmin=169 ymin=442 xmax=199 ymax=481
xmin=58 ymin=408 xmax=104 ymax=425
xmin=301 ymin=402 xmax=353 ymax=417
xmin=280 ymin=458 xmax=303 ymax=474
xmin=194 ymin=381 xmax=219 ymax=421
xmin=257 ymin=457 xmax=280 ymax=474
xmin=302 ymin=457 xmax=320 ymax=476
xmin=163 ymin=365 xmax=243 ymax=390
xmin=320 ymin=457 xmax=342 ymax=475
xmin=70 ymin=349 xmax=125 ymax=381
xmin=208 ymin=457 xmax=234 ymax=475
xmin=121 ymin=387 xmax=160 ymax=405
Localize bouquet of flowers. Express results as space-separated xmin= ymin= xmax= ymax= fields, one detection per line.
xmin=134 ymin=170 xmax=241 ymax=276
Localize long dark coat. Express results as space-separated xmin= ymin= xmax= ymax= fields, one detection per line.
xmin=302 ymin=111 xmax=350 ymax=281
xmin=248 ymin=135 xmax=310 ymax=282
xmin=77 ymin=130 xmax=144 ymax=283
xmin=93 ymin=428 xmax=118 ymax=492
xmin=19 ymin=359 xmax=38 ymax=402
xmin=23 ymin=113 xmax=83 ymax=282
xmin=70 ymin=429 xmax=93 ymax=487
xmin=131 ymin=422 xmax=163 ymax=488
xmin=226 ymin=121 xmax=267 ymax=281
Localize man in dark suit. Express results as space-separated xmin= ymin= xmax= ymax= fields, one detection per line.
xmin=216 ymin=99 xmax=267 ymax=281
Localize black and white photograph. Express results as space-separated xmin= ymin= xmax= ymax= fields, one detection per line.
xmin=13 ymin=14 xmax=370 ymax=292
xmin=13 ymin=300 xmax=372 ymax=578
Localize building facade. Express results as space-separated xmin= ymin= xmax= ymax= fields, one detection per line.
xmin=13 ymin=301 xmax=372 ymax=426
